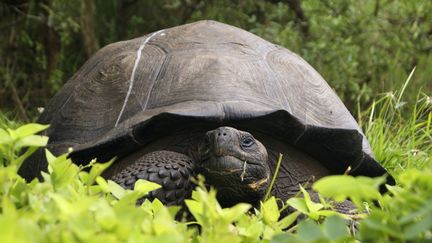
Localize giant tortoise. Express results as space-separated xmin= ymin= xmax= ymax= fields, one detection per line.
xmin=19 ymin=20 xmax=394 ymax=209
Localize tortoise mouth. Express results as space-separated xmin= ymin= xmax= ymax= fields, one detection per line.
xmin=199 ymin=155 xmax=269 ymax=187
xmin=200 ymin=155 xmax=259 ymax=174
xmin=199 ymin=155 xmax=270 ymax=207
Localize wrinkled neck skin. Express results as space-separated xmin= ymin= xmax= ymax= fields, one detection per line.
xmin=254 ymin=132 xmax=330 ymax=203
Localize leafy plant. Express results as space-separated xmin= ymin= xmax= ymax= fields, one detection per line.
xmin=0 ymin=123 xmax=48 ymax=168
xmin=1 ymin=88 xmax=431 ymax=242
xmin=359 ymin=168 xmax=432 ymax=242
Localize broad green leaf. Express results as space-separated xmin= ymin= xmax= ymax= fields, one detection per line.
xmin=277 ymin=211 xmax=300 ymax=230
xmin=13 ymin=146 xmax=38 ymax=168
xmin=2 ymin=197 xmax=17 ymax=216
xmin=399 ymin=198 xmax=432 ymax=224
xmin=151 ymin=198 xmax=165 ymax=214
xmin=82 ymin=159 xmax=114 ymax=186
xmin=107 ymin=180 xmax=126 ymax=199
xmin=50 ymin=193 xmax=72 ymax=213
xmin=296 ymin=220 xmax=324 ymax=241
xmin=242 ymin=219 xmax=264 ymax=239
xmin=315 ymin=210 xmax=346 ymax=218
xmin=360 ymin=211 xmax=403 ymax=239
xmin=404 ymin=213 xmax=432 ymax=240
xmin=270 ymin=233 xmax=297 ymax=243
xmin=94 ymin=201 xmax=117 ymax=231
xmin=185 ymin=199 xmax=203 ymax=223
xmin=45 ymin=149 xmax=57 ymax=164
xmin=286 ymin=198 xmax=308 ymax=214
xmin=261 ymin=196 xmax=280 ymax=224
xmin=222 ymin=203 xmax=251 ymax=222
xmin=134 ymin=179 xmax=161 ymax=194
xmin=300 ymin=186 xmax=323 ymax=212
xmin=6 ymin=128 xmax=17 ymax=140
xmin=14 ymin=123 xmax=49 ymax=138
xmin=14 ymin=135 xmax=48 ymax=149
xmin=312 ymin=175 xmax=384 ymax=202
xmin=96 ymin=176 xmax=110 ymax=192
xmin=167 ymin=205 xmax=181 ymax=219
xmin=48 ymin=153 xmax=79 ymax=188
xmin=0 ymin=129 xmax=11 ymax=144
xmin=10 ymin=178 xmax=29 ymax=202
xmin=322 ymin=215 xmax=349 ymax=240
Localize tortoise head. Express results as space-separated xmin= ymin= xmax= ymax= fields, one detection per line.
xmin=198 ymin=126 xmax=270 ymax=207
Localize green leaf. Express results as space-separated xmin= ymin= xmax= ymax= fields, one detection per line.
xmin=96 ymin=176 xmax=110 ymax=192
xmin=322 ymin=215 xmax=349 ymax=240
xmin=151 ymin=198 xmax=165 ymax=214
xmin=261 ymin=196 xmax=280 ymax=224
xmin=286 ymin=198 xmax=308 ymax=214
xmin=270 ymin=233 xmax=298 ymax=243
xmin=315 ymin=210 xmax=345 ymax=218
xmin=134 ymin=179 xmax=161 ymax=194
xmin=0 ymin=129 xmax=11 ymax=144
xmin=107 ymin=180 xmax=126 ymax=199
xmin=82 ymin=159 xmax=114 ymax=186
xmin=94 ymin=201 xmax=117 ymax=231
xmin=300 ymin=186 xmax=323 ymax=212
xmin=277 ymin=211 xmax=300 ymax=230
xmin=312 ymin=175 xmax=384 ymax=202
xmin=296 ymin=220 xmax=324 ymax=241
xmin=399 ymin=198 xmax=432 ymax=224
xmin=404 ymin=213 xmax=432 ymax=240
xmin=6 ymin=128 xmax=17 ymax=140
xmin=13 ymin=146 xmax=38 ymax=168
xmin=14 ymin=135 xmax=48 ymax=149
xmin=14 ymin=123 xmax=49 ymax=138
xmin=360 ymin=211 xmax=403 ymax=239
xmin=222 ymin=203 xmax=251 ymax=222
xmin=47 ymin=152 xmax=79 ymax=188
xmin=185 ymin=199 xmax=203 ymax=223
xmin=50 ymin=193 xmax=74 ymax=216
xmin=10 ymin=177 xmax=29 ymax=202
xmin=45 ymin=149 xmax=57 ymax=164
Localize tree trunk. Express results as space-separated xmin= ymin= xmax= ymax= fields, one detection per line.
xmin=80 ymin=0 xmax=99 ymax=57
xmin=39 ymin=0 xmax=60 ymax=79
xmin=43 ymin=25 xmax=60 ymax=78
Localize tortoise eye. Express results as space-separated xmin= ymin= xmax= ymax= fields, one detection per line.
xmin=241 ymin=136 xmax=255 ymax=148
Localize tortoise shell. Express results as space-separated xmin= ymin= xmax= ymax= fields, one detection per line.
xmin=20 ymin=20 xmax=392 ymax=184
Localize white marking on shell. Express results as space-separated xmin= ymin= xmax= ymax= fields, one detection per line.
xmin=114 ymin=30 xmax=165 ymax=127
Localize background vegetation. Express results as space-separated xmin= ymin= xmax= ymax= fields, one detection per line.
xmin=0 ymin=98 xmax=431 ymax=242
xmin=1 ymin=0 xmax=431 ymax=121
xmin=0 ymin=0 xmax=431 ymax=242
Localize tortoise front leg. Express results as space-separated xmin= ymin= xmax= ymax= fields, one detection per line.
xmin=110 ymin=151 xmax=195 ymax=205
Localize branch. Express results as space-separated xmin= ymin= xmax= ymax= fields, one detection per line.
xmin=5 ymin=58 xmax=29 ymax=122
xmin=2 ymin=2 xmax=44 ymax=22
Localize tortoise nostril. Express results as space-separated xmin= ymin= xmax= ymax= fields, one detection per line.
xmin=217 ymin=133 xmax=221 ymax=136
xmin=223 ymin=133 xmax=226 ymax=136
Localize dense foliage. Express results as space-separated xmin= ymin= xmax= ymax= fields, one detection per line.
xmin=1 ymin=0 xmax=431 ymax=242
xmin=0 ymin=92 xmax=431 ymax=242
xmin=1 ymin=0 xmax=431 ymax=121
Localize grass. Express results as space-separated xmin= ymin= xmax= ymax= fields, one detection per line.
xmin=360 ymin=85 xmax=431 ymax=175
